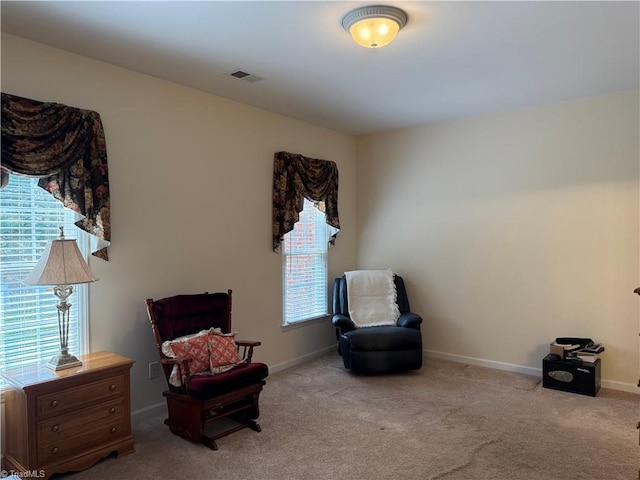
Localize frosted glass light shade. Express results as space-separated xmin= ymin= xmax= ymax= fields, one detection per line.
xmin=348 ymin=17 xmax=400 ymax=49
xmin=342 ymin=5 xmax=408 ymax=49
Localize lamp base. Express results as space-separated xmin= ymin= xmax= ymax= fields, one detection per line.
xmin=46 ymin=353 xmax=83 ymax=371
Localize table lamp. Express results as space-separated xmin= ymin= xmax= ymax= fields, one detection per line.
xmin=23 ymin=227 xmax=98 ymax=370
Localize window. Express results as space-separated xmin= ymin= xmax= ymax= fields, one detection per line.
xmin=282 ymin=198 xmax=332 ymax=325
xmin=0 ymin=176 xmax=89 ymax=381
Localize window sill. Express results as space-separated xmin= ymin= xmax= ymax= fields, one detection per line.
xmin=281 ymin=314 xmax=330 ymax=332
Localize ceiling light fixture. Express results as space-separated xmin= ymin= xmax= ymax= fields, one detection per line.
xmin=341 ymin=5 xmax=408 ymax=49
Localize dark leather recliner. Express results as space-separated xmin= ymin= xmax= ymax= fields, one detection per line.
xmin=332 ymin=274 xmax=423 ymax=373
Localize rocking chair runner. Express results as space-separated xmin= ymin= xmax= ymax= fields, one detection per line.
xmin=146 ymin=290 xmax=268 ymax=450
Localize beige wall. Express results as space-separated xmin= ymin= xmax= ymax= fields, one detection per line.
xmin=1 ymin=33 xmax=358 ymax=411
xmin=2 ymin=32 xmax=638 ymax=410
xmin=357 ymin=90 xmax=640 ymax=390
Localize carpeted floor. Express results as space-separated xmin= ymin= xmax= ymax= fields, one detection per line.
xmin=60 ymin=354 xmax=639 ymax=480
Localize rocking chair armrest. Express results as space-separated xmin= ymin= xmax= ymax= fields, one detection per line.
xmin=160 ymin=357 xmax=179 ymax=365
xmin=161 ymin=356 xmax=193 ymax=378
xmin=236 ymin=340 xmax=261 ymax=347
xmin=235 ymin=340 xmax=261 ymax=363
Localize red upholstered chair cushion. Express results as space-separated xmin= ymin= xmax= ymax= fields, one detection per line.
xmin=186 ymin=362 xmax=269 ymax=399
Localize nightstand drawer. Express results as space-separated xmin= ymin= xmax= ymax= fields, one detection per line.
xmin=38 ymin=397 xmax=125 ymax=443
xmin=37 ymin=375 xmax=125 ymax=416
xmin=38 ymin=416 xmax=126 ymax=464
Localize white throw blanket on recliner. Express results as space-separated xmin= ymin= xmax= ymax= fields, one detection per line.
xmin=345 ymin=269 xmax=400 ymax=328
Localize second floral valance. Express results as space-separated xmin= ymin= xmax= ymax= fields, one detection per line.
xmin=272 ymin=150 xmax=340 ymax=252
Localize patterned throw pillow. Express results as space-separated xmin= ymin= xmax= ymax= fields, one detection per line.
xmin=208 ymin=333 xmax=242 ymax=374
xmin=162 ymin=329 xmax=217 ymax=386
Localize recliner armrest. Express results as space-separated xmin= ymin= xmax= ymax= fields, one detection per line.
xmin=397 ymin=312 xmax=423 ymax=329
xmin=332 ymin=314 xmax=356 ymax=333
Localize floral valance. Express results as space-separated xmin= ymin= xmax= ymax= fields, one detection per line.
xmin=272 ymin=150 xmax=340 ymax=252
xmin=1 ymin=93 xmax=111 ymax=260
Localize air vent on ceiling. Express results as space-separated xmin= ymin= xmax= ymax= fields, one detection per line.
xmin=228 ymin=70 xmax=264 ymax=83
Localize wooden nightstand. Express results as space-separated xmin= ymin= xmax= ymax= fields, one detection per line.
xmin=1 ymin=351 xmax=135 ymax=480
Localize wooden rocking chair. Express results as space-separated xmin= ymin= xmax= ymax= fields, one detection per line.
xmin=146 ymin=290 xmax=268 ymax=450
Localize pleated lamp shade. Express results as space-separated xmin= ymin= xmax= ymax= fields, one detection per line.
xmin=24 ymin=238 xmax=98 ymax=286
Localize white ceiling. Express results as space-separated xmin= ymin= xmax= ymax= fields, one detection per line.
xmin=1 ymin=1 xmax=638 ymax=135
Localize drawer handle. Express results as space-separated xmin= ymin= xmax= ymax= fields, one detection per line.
xmin=110 ymin=427 xmax=117 ymax=434
xmin=109 ymin=407 xmax=116 ymax=414
xmin=51 ymin=447 xmax=59 ymax=454
xmin=51 ymin=425 xmax=59 ymax=433
xmin=109 ymin=384 xmax=117 ymax=391
xmin=50 ymin=400 xmax=58 ymax=408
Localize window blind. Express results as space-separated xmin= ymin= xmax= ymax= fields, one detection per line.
xmin=0 ymin=176 xmax=89 ymax=380
xmin=282 ymin=198 xmax=329 ymax=324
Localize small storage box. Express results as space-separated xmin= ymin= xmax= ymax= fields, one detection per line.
xmin=542 ymin=354 xmax=601 ymax=397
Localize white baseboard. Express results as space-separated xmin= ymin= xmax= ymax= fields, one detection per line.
xmin=268 ymin=344 xmax=336 ymax=374
xmin=130 ymin=345 xmax=336 ymax=424
xmin=425 ymin=349 xmax=639 ymax=395
xmin=599 ymin=378 xmax=639 ymax=394
xmin=425 ymin=349 xmax=541 ymax=376
xmin=131 ymin=347 xmax=638 ymax=425
xmin=131 ymin=401 xmax=166 ymax=425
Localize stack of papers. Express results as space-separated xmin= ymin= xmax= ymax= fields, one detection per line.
xmin=576 ymin=343 xmax=604 ymax=363
xmin=576 ymin=352 xmax=600 ymax=363
xmin=549 ymin=340 xmax=604 ymax=363
xmin=580 ymin=343 xmax=605 ymax=354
